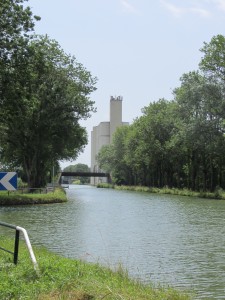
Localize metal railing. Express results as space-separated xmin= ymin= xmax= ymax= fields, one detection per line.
xmin=8 ymin=187 xmax=52 ymax=194
xmin=0 ymin=221 xmax=39 ymax=273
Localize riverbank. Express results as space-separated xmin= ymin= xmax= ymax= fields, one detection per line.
xmin=0 ymin=236 xmax=191 ymax=299
xmin=0 ymin=187 xmax=67 ymax=205
xmin=97 ymin=183 xmax=225 ymax=200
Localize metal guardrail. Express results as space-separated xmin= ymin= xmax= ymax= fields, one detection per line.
xmin=0 ymin=222 xmax=19 ymax=264
xmin=0 ymin=222 xmax=39 ymax=273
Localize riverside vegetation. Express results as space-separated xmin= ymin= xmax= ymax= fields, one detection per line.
xmin=0 ymin=237 xmax=192 ymax=300
xmin=0 ymin=188 xmax=67 ymax=206
xmin=97 ymin=183 xmax=225 ymax=200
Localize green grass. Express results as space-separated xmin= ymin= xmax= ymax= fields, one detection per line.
xmin=0 ymin=236 xmax=192 ymax=299
xmin=97 ymin=183 xmax=225 ymax=200
xmin=0 ymin=188 xmax=67 ymax=205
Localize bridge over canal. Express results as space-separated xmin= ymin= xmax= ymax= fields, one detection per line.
xmin=59 ymin=171 xmax=111 ymax=184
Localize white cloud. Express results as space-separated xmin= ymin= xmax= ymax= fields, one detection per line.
xmin=190 ymin=7 xmax=211 ymax=17
xmin=215 ymin=0 xmax=225 ymax=11
xmin=120 ymin=0 xmax=139 ymax=14
xmin=160 ymin=0 xmax=211 ymax=18
xmin=160 ymin=0 xmax=185 ymax=17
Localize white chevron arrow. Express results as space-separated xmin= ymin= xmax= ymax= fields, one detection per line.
xmin=0 ymin=172 xmax=17 ymax=191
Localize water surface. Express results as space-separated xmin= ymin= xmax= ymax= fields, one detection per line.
xmin=0 ymin=185 xmax=225 ymax=299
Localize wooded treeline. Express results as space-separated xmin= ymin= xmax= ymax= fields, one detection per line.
xmin=97 ymin=35 xmax=225 ymax=192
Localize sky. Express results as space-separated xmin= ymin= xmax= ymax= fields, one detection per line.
xmin=27 ymin=0 xmax=225 ymax=169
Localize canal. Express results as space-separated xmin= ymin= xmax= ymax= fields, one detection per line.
xmin=0 ymin=185 xmax=225 ymax=299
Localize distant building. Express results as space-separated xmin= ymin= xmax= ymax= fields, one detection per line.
xmin=91 ymin=96 xmax=129 ymax=185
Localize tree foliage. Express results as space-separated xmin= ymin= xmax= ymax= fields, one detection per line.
xmin=0 ymin=0 xmax=40 ymax=65
xmin=0 ymin=1 xmax=96 ymax=188
xmin=199 ymin=34 xmax=225 ymax=80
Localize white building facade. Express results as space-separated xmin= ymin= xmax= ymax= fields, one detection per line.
xmin=91 ymin=96 xmax=128 ymax=185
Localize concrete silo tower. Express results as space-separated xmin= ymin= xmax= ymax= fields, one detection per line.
xmin=110 ymin=96 xmax=123 ymax=143
xmin=90 ymin=96 xmax=128 ymax=184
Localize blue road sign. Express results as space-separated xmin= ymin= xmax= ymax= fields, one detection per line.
xmin=0 ymin=172 xmax=17 ymax=191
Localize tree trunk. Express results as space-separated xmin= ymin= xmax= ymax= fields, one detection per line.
xmin=23 ymin=153 xmax=48 ymax=189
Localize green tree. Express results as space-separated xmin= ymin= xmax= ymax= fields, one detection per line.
xmin=198 ymin=35 xmax=225 ymax=190
xmin=0 ymin=0 xmax=39 ymax=180
xmin=0 ymin=0 xmax=40 ymax=56
xmin=110 ymin=126 xmax=132 ymax=185
xmin=96 ymin=144 xmax=114 ymax=174
xmin=0 ymin=36 xmax=96 ymax=188
xmin=174 ymin=71 xmax=225 ymax=191
xmin=199 ymin=34 xmax=225 ymax=80
xmin=97 ymin=126 xmax=132 ymax=185
xmin=121 ymin=119 xmax=154 ymax=186
xmin=133 ymin=99 xmax=180 ymax=187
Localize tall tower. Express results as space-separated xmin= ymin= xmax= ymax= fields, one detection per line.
xmin=90 ymin=96 xmax=128 ymax=184
xmin=110 ymin=96 xmax=123 ymax=143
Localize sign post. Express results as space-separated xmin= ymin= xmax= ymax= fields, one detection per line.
xmin=0 ymin=172 xmax=17 ymax=191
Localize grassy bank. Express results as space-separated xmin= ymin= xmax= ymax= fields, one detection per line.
xmin=0 ymin=236 xmax=191 ymax=299
xmin=0 ymin=188 xmax=67 ymax=205
xmin=97 ymin=183 xmax=225 ymax=200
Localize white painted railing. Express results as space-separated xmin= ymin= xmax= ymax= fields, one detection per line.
xmin=0 ymin=221 xmax=39 ymax=274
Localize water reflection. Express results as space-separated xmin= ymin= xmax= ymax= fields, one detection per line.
xmin=0 ymin=185 xmax=225 ymax=299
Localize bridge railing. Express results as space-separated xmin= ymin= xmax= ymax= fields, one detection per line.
xmin=60 ymin=171 xmax=110 ymax=177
